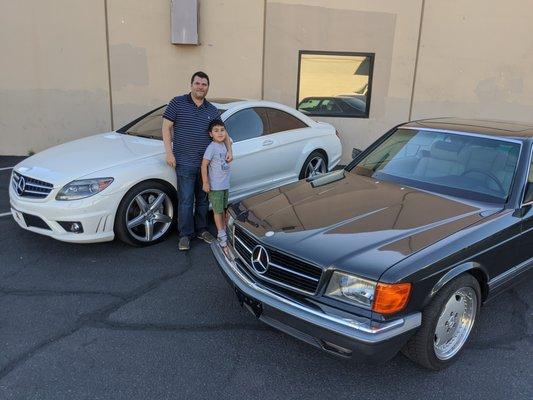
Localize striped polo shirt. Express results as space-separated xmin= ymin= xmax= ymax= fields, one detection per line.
xmin=163 ymin=93 xmax=220 ymax=167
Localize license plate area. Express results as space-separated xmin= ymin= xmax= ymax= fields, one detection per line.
xmin=235 ymin=287 xmax=263 ymax=318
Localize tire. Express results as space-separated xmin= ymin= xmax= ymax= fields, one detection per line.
xmin=401 ymin=274 xmax=481 ymax=370
xmin=299 ymin=150 xmax=328 ymax=180
xmin=115 ymin=180 xmax=177 ymax=246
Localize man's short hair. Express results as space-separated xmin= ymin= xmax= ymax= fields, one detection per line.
xmin=208 ymin=119 xmax=225 ymax=132
xmin=191 ymin=71 xmax=210 ymax=85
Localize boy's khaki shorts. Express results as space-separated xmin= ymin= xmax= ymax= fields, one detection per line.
xmin=209 ymin=189 xmax=229 ymax=214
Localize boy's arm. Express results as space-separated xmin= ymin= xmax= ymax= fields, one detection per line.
xmin=224 ymin=135 xmax=233 ymax=163
xmin=201 ymin=158 xmax=210 ymax=192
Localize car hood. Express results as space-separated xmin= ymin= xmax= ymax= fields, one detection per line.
xmin=231 ymin=170 xmax=498 ymax=281
xmin=14 ymin=132 xmax=163 ymax=187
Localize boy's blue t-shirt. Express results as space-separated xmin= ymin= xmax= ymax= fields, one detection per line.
xmin=203 ymin=141 xmax=230 ymax=190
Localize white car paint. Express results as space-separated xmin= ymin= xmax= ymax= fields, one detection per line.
xmin=9 ymin=99 xmax=342 ymax=244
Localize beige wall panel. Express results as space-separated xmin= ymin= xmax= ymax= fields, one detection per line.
xmin=107 ymin=0 xmax=265 ymax=127
xmin=0 ymin=0 xmax=111 ymax=155
xmin=264 ymin=0 xmax=422 ymax=162
xmin=412 ymin=0 xmax=533 ymax=122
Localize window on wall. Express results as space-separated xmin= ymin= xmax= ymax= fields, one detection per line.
xmin=296 ymin=51 xmax=374 ymax=118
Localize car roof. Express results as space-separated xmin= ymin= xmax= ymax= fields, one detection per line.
xmin=403 ymin=117 xmax=533 ymax=138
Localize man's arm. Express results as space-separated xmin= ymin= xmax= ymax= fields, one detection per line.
xmin=223 ymin=135 xmax=233 ymax=163
xmin=201 ymin=159 xmax=210 ymax=193
xmin=162 ymin=118 xmax=176 ymax=167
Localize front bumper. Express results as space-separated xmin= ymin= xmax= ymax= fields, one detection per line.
xmin=9 ymin=184 xmax=121 ymax=243
xmin=211 ymin=241 xmax=422 ymax=363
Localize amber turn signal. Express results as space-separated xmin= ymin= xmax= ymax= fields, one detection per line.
xmin=372 ymin=282 xmax=412 ymax=315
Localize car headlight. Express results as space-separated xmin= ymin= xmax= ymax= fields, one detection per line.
xmin=325 ymin=271 xmax=376 ymax=309
xmin=325 ymin=271 xmax=411 ymax=314
xmin=56 ymin=178 xmax=114 ymax=201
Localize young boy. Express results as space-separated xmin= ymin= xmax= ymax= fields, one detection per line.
xmin=201 ymin=119 xmax=231 ymax=253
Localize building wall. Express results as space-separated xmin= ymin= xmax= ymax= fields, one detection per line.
xmin=0 ymin=0 xmax=111 ymax=155
xmin=263 ymin=0 xmax=423 ymax=161
xmin=107 ymin=0 xmax=264 ymax=128
xmin=411 ymin=0 xmax=533 ymax=123
xmin=3 ymin=0 xmax=533 ymax=161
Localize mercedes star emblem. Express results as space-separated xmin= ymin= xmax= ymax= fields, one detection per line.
xmin=16 ymin=176 xmax=26 ymax=196
xmin=251 ymin=245 xmax=269 ymax=275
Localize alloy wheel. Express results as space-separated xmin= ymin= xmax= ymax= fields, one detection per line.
xmin=433 ymin=287 xmax=477 ymax=360
xmin=305 ymin=156 xmax=327 ymax=178
xmin=125 ymin=189 xmax=174 ymax=242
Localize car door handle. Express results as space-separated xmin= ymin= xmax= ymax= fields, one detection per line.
xmin=262 ymin=139 xmax=274 ymax=146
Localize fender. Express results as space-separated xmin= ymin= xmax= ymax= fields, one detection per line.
xmin=430 ymin=261 xmax=489 ymax=300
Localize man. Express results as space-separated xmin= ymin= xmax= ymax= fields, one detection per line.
xmin=162 ymin=71 xmax=233 ymax=251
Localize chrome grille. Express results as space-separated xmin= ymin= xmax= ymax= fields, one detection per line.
xmin=233 ymin=225 xmax=322 ymax=294
xmin=12 ymin=171 xmax=53 ymax=198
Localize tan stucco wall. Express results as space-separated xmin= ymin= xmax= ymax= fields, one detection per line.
xmin=263 ymin=0 xmax=423 ymax=162
xmin=107 ymin=0 xmax=264 ymax=128
xmin=1 ymin=0 xmax=264 ymax=155
xmin=0 ymin=0 xmax=111 ymax=155
xmin=411 ymin=0 xmax=533 ymax=122
xmin=4 ymin=0 xmax=533 ymax=158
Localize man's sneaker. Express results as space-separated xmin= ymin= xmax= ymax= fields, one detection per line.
xmin=197 ymin=230 xmax=215 ymax=244
xmin=178 ymin=236 xmax=190 ymax=251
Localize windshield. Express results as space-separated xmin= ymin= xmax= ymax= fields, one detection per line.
xmin=120 ymin=106 xmax=165 ymax=139
xmin=349 ymin=128 xmax=521 ymax=203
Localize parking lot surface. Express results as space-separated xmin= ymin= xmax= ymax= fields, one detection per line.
xmin=0 ymin=160 xmax=531 ymax=400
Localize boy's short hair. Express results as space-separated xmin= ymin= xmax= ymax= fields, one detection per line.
xmin=208 ymin=119 xmax=225 ymax=132
xmin=191 ymin=71 xmax=210 ymax=85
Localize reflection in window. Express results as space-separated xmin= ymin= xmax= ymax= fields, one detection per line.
xmin=297 ymin=51 xmax=374 ymax=118
xmin=225 ymin=107 xmax=268 ymax=142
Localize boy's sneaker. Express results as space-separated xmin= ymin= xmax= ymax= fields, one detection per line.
xmin=178 ymin=236 xmax=190 ymax=251
xmin=197 ymin=230 xmax=215 ymax=244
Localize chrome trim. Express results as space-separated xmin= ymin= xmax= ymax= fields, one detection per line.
xmin=233 ymin=226 xmax=322 ymax=295
xmin=211 ymin=241 xmax=422 ymax=343
xmin=401 ymin=126 xmax=523 ymax=144
xmin=488 ymin=256 xmax=533 ymax=289
xmin=269 ymin=262 xmax=320 ymax=282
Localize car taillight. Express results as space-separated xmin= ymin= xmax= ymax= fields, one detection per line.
xmin=335 ymin=130 xmax=341 ymax=139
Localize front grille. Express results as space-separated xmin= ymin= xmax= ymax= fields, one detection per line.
xmin=233 ymin=225 xmax=323 ymax=294
xmin=12 ymin=171 xmax=53 ymax=199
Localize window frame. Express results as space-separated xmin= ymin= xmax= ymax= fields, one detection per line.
xmin=296 ymin=50 xmax=375 ymax=119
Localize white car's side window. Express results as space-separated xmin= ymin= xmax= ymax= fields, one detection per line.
xmin=225 ymin=108 xmax=268 ymax=142
xmin=266 ymin=108 xmax=308 ymax=135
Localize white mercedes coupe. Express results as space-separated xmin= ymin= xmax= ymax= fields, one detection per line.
xmin=9 ymin=99 xmax=342 ymax=246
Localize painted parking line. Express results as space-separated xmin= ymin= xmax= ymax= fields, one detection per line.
xmin=0 ymin=166 xmax=14 ymax=171
xmin=0 ymin=212 xmax=12 ymax=218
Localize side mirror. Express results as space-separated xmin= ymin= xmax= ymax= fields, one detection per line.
xmin=524 ymin=182 xmax=533 ymax=204
xmin=352 ymin=148 xmax=362 ymax=159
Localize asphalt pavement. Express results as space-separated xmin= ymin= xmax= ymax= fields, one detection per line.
xmin=0 ymin=157 xmax=531 ymax=400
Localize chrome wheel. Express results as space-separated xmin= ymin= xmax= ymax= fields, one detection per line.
xmin=125 ymin=189 xmax=174 ymax=242
xmin=305 ymin=156 xmax=327 ymax=178
xmin=433 ymin=287 xmax=477 ymax=360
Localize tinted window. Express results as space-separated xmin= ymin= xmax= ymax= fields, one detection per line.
xmin=122 ymin=106 xmax=165 ymax=139
xmin=225 ymin=108 xmax=268 ymax=142
xmin=267 ymin=108 xmax=307 ymax=134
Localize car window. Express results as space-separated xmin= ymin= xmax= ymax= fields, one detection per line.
xmin=224 ymin=107 xmax=269 ymax=142
xmin=297 ymin=98 xmax=320 ymax=111
xmin=350 ymin=128 xmax=521 ymax=203
xmin=121 ymin=106 xmax=165 ymax=139
xmin=266 ymin=108 xmax=308 ymax=134
xmin=320 ymin=99 xmax=342 ymax=113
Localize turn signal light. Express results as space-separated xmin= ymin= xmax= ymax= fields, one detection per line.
xmin=372 ymin=282 xmax=412 ymax=315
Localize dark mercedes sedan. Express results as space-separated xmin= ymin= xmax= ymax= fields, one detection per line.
xmin=211 ymin=118 xmax=533 ymax=370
